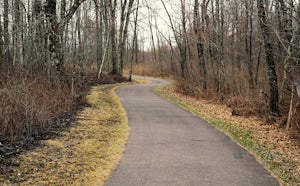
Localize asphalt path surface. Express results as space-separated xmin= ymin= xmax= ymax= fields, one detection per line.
xmin=105 ymin=77 xmax=279 ymax=186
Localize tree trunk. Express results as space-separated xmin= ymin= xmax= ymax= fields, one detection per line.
xmin=4 ymin=0 xmax=11 ymax=68
xmin=45 ymin=0 xmax=64 ymax=81
xmin=44 ymin=0 xmax=86 ymax=80
xmin=94 ymin=0 xmax=103 ymax=74
xmin=168 ymin=36 xmax=176 ymax=75
xmin=60 ymin=0 xmax=66 ymax=61
xmin=32 ymin=0 xmax=44 ymax=68
xmin=0 ymin=15 xmax=4 ymax=72
xmin=277 ymin=0 xmax=295 ymax=101
xmin=119 ymin=0 xmax=135 ymax=74
xmin=148 ymin=10 xmax=157 ymax=66
xmin=257 ymin=0 xmax=280 ymax=115
xmin=180 ymin=0 xmax=188 ymax=78
xmin=161 ymin=0 xmax=187 ymax=78
xmin=194 ymin=0 xmax=207 ymax=90
xmin=130 ymin=0 xmax=139 ymax=81
xmin=215 ymin=0 xmax=225 ymax=92
xmin=245 ymin=0 xmax=254 ymax=90
xmin=76 ymin=7 xmax=82 ymax=63
xmin=110 ymin=0 xmax=118 ymax=74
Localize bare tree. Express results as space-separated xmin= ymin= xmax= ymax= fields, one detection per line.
xmin=119 ymin=0 xmax=135 ymax=74
xmin=245 ymin=0 xmax=254 ymax=89
xmin=3 ymin=0 xmax=11 ymax=68
xmin=108 ymin=0 xmax=118 ymax=74
xmin=0 ymin=15 xmax=3 ymax=72
xmin=257 ymin=0 xmax=280 ymax=115
xmin=194 ymin=0 xmax=207 ymax=90
xmin=94 ymin=0 xmax=103 ymax=74
xmin=130 ymin=0 xmax=140 ymax=81
xmin=44 ymin=0 xmax=86 ymax=80
xmin=161 ymin=0 xmax=188 ymax=78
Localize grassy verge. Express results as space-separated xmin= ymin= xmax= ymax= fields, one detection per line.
xmin=0 ymin=81 xmax=138 ymax=186
xmin=155 ymin=85 xmax=300 ymax=186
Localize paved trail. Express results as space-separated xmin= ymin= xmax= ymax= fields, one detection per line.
xmin=105 ymin=77 xmax=278 ymax=186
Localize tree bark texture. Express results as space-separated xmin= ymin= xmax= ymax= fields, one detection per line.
xmin=257 ymin=0 xmax=280 ymax=115
xmin=194 ymin=0 xmax=207 ymax=90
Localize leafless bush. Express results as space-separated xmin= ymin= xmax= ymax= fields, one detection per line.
xmin=0 ymin=69 xmax=76 ymax=144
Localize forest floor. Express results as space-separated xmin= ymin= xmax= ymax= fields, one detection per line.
xmin=0 ymin=78 xmax=146 ymax=186
xmin=155 ymin=85 xmax=300 ymax=186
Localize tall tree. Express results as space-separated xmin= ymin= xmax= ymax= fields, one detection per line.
xmin=44 ymin=0 xmax=61 ymax=78
xmin=148 ymin=9 xmax=157 ymax=67
xmin=94 ymin=0 xmax=103 ymax=73
xmin=245 ymin=0 xmax=254 ymax=89
xmin=44 ymin=0 xmax=86 ymax=79
xmin=194 ymin=0 xmax=207 ymax=90
xmin=32 ymin=0 xmax=45 ymax=68
xmin=0 ymin=15 xmax=3 ymax=72
xmin=130 ymin=0 xmax=139 ymax=81
xmin=14 ymin=0 xmax=24 ymax=64
xmin=180 ymin=0 xmax=188 ymax=78
xmin=257 ymin=0 xmax=280 ymax=115
xmin=109 ymin=0 xmax=118 ymax=74
xmin=118 ymin=0 xmax=135 ymax=74
xmin=161 ymin=0 xmax=188 ymax=78
xmin=3 ymin=0 xmax=11 ymax=67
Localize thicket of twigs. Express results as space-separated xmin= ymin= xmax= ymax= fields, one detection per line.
xmin=0 ymin=64 xmax=129 ymax=148
xmin=0 ymin=66 xmax=86 ymax=146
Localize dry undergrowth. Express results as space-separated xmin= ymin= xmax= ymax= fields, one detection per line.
xmin=0 ymin=83 xmax=131 ymax=186
xmin=156 ymin=85 xmax=300 ymax=186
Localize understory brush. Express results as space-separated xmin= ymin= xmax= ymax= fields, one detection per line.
xmin=174 ymin=77 xmax=300 ymax=136
xmin=0 ymin=69 xmax=80 ymax=147
xmin=0 ymin=66 xmax=128 ymax=151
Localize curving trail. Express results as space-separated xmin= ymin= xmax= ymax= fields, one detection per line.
xmin=105 ymin=77 xmax=278 ymax=186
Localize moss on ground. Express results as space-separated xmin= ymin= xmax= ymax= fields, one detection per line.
xmin=155 ymin=85 xmax=300 ymax=186
xmin=0 ymin=82 xmax=137 ymax=186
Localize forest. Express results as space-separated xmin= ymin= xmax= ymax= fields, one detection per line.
xmin=0 ymin=0 xmax=299 ymax=171
xmin=136 ymin=0 xmax=300 ymax=136
xmin=0 ymin=0 xmax=300 ymax=185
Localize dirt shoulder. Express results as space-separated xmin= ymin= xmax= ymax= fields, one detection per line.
xmin=155 ymin=85 xmax=300 ymax=186
xmin=0 ymin=82 xmax=132 ymax=185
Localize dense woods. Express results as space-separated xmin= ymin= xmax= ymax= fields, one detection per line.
xmin=0 ymin=0 xmax=300 ymax=146
xmin=0 ymin=0 xmax=137 ymax=144
xmin=132 ymin=0 xmax=300 ymax=136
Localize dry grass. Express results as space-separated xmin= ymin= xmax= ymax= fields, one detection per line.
xmin=124 ymin=63 xmax=171 ymax=77
xmin=156 ymin=85 xmax=300 ymax=186
xmin=0 ymin=83 xmax=131 ymax=185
